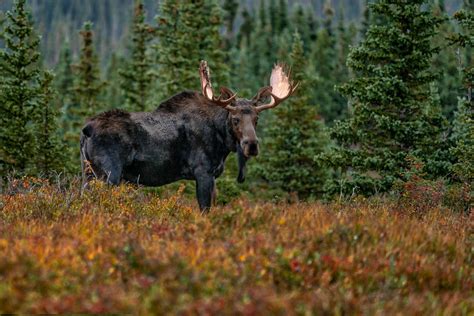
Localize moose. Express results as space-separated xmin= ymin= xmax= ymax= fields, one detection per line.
xmin=80 ymin=61 xmax=298 ymax=211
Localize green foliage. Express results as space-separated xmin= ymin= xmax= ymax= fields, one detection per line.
xmin=222 ymin=0 xmax=238 ymax=49
xmin=431 ymin=4 xmax=463 ymax=120
xmin=32 ymin=71 xmax=66 ymax=175
xmin=54 ymin=41 xmax=74 ymax=136
xmin=256 ymin=32 xmax=329 ymax=200
xmin=154 ymin=0 xmax=229 ymax=100
xmin=450 ymin=98 xmax=473 ymax=182
xmin=66 ymin=21 xmax=105 ymax=160
xmin=0 ymin=0 xmax=64 ymax=177
xmin=236 ymin=6 xmax=253 ymax=47
xmin=71 ymin=22 xmax=105 ymax=117
xmin=325 ymin=0 xmax=448 ymax=197
xmin=106 ymin=53 xmax=126 ymax=109
xmin=119 ymin=0 xmax=155 ymax=111
xmin=449 ymin=4 xmax=473 ymax=183
xmin=0 ymin=0 xmax=42 ymax=175
xmin=310 ymin=6 xmax=347 ymax=124
xmin=0 ymin=11 xmax=5 ymax=41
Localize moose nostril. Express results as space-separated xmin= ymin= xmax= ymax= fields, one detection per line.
xmin=243 ymin=140 xmax=249 ymax=145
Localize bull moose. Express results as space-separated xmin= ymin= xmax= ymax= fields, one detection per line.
xmin=80 ymin=61 xmax=298 ymax=211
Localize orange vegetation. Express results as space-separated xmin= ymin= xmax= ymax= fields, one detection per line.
xmin=0 ymin=180 xmax=472 ymax=314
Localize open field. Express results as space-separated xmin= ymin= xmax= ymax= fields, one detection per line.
xmin=0 ymin=180 xmax=472 ymax=314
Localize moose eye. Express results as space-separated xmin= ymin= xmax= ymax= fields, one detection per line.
xmin=232 ymin=118 xmax=240 ymax=125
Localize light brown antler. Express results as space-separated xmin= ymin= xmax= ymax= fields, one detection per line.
xmin=255 ymin=63 xmax=299 ymax=112
xmin=199 ymin=60 xmax=237 ymax=111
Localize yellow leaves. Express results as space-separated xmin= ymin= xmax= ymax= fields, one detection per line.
xmin=278 ymin=217 xmax=286 ymax=226
xmin=0 ymin=238 xmax=8 ymax=248
xmin=87 ymin=251 xmax=95 ymax=261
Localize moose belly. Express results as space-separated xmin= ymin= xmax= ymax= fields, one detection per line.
xmin=121 ymin=159 xmax=192 ymax=186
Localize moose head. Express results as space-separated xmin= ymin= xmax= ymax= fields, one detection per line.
xmin=199 ymin=60 xmax=298 ymax=159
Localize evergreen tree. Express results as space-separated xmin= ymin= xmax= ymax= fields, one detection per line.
xmin=360 ymin=0 xmax=370 ymax=38
xmin=432 ymin=3 xmax=462 ymax=120
xmin=106 ymin=53 xmax=126 ymax=109
xmin=277 ymin=0 xmax=288 ymax=33
xmin=291 ymin=4 xmax=318 ymax=53
xmin=325 ymin=0 xmax=447 ymax=196
xmin=0 ymin=11 xmax=5 ymax=41
xmin=71 ymin=21 xmax=104 ymax=116
xmin=449 ymin=1 xmax=473 ymax=182
xmin=55 ymin=41 xmax=74 ymax=108
xmin=236 ymin=7 xmax=253 ymax=47
xmin=450 ymin=98 xmax=473 ymax=182
xmin=154 ymin=0 xmax=228 ymax=100
xmin=54 ymin=41 xmax=74 ymax=136
xmin=247 ymin=0 xmax=273 ymax=91
xmin=257 ymin=31 xmax=329 ymax=200
xmin=0 ymin=0 xmax=41 ymax=175
xmin=33 ymin=71 xmax=65 ymax=175
xmin=119 ymin=0 xmax=155 ymax=111
xmin=269 ymin=0 xmax=278 ymax=35
xmin=66 ymin=21 xmax=104 ymax=162
xmin=310 ymin=6 xmax=343 ymax=123
xmin=222 ymin=0 xmax=238 ymax=49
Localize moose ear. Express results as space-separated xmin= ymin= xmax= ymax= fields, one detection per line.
xmin=82 ymin=122 xmax=95 ymax=138
xmin=252 ymin=86 xmax=273 ymax=104
xmin=219 ymin=87 xmax=236 ymax=100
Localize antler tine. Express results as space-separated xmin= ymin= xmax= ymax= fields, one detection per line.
xmin=199 ymin=60 xmax=237 ymax=111
xmin=255 ymin=63 xmax=299 ymax=112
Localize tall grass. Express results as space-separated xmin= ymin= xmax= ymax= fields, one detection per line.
xmin=0 ymin=179 xmax=472 ymax=314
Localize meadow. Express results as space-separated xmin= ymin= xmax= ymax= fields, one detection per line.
xmin=0 ymin=179 xmax=472 ymax=314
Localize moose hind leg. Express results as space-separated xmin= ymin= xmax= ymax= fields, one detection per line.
xmin=195 ymin=175 xmax=215 ymax=213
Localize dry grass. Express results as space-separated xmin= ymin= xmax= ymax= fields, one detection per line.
xmin=0 ymin=179 xmax=472 ymax=314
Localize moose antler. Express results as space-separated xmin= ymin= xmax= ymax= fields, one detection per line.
xmin=255 ymin=63 xmax=299 ymax=112
xmin=199 ymin=60 xmax=237 ymax=111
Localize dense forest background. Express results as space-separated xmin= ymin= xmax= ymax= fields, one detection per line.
xmin=0 ymin=0 xmax=464 ymax=65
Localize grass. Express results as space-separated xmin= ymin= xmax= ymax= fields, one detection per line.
xmin=0 ymin=179 xmax=472 ymax=314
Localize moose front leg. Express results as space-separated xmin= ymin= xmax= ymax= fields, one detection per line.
xmin=195 ymin=174 xmax=215 ymax=213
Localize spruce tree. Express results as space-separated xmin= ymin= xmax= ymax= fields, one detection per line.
xmin=236 ymin=7 xmax=253 ymax=47
xmin=325 ymin=0 xmax=446 ymax=196
xmin=33 ymin=71 xmax=65 ymax=175
xmin=0 ymin=11 xmax=5 ymax=41
xmin=222 ymin=0 xmax=238 ymax=49
xmin=257 ymin=31 xmax=329 ymax=200
xmin=60 ymin=21 xmax=105 ymax=171
xmin=154 ymin=0 xmax=229 ymax=100
xmin=54 ymin=41 xmax=74 ymax=137
xmin=360 ymin=0 xmax=371 ymax=38
xmin=119 ymin=0 xmax=155 ymax=111
xmin=449 ymin=1 xmax=473 ymax=182
xmin=67 ymin=21 xmax=104 ymax=147
xmin=291 ymin=4 xmax=318 ymax=53
xmin=0 ymin=0 xmax=41 ymax=175
xmin=431 ymin=3 xmax=463 ymax=120
xmin=106 ymin=53 xmax=126 ymax=109
xmin=277 ymin=0 xmax=288 ymax=33
xmin=310 ymin=6 xmax=342 ymax=123
xmin=247 ymin=1 xmax=273 ymax=91
xmin=55 ymin=42 xmax=74 ymax=109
